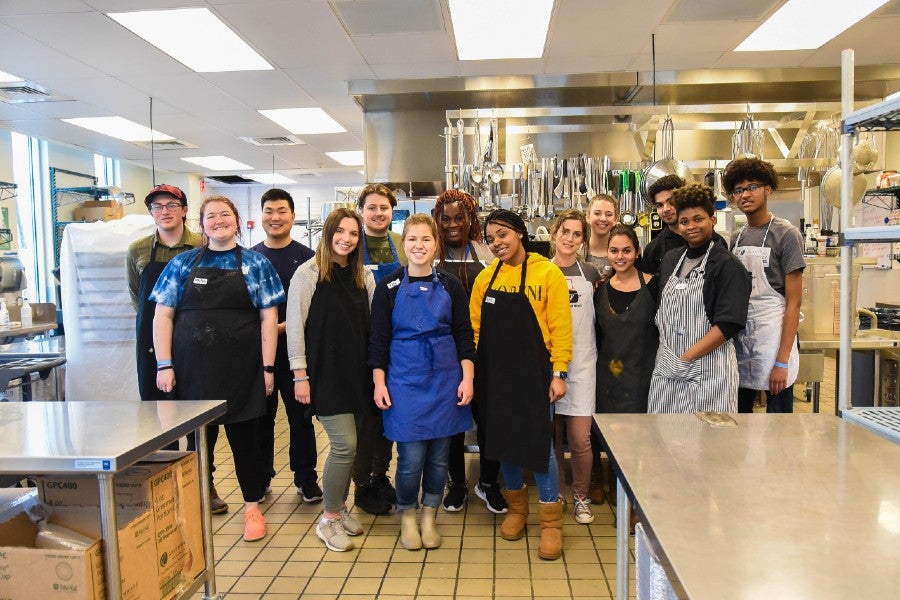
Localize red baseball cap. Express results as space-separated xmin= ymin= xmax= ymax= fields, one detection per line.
xmin=145 ymin=184 xmax=187 ymax=208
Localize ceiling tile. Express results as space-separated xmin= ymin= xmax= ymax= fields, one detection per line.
xmin=353 ymin=32 xmax=455 ymax=63
xmin=331 ymin=0 xmax=443 ymax=36
xmin=0 ymin=22 xmax=103 ymax=81
xmin=203 ymin=71 xmax=316 ymax=111
xmin=117 ymin=72 xmax=249 ymax=114
xmin=651 ymin=21 xmax=757 ymax=54
xmin=370 ymin=60 xmax=459 ymax=80
xmin=546 ymin=0 xmax=671 ymax=58
xmin=0 ymin=1 xmax=91 ymax=16
xmin=665 ymin=0 xmax=778 ymax=22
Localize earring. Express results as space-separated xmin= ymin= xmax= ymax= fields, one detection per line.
xmin=518 ymin=234 xmax=523 ymax=239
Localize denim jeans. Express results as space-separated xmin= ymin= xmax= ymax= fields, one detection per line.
xmin=501 ymin=406 xmax=559 ymax=503
xmin=395 ymin=436 xmax=451 ymax=510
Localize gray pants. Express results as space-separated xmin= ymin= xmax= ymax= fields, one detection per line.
xmin=318 ymin=413 xmax=358 ymax=513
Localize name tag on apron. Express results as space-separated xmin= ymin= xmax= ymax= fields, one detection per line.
xmin=242 ymin=265 xmax=250 ymax=274
xmin=675 ymin=282 xmax=688 ymax=290
xmin=193 ymin=277 xmax=208 ymax=285
xmin=734 ymin=246 xmax=771 ymax=267
xmin=485 ymin=296 xmax=496 ymax=304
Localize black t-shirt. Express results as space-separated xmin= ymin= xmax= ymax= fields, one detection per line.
xmin=639 ymin=227 xmax=728 ymax=276
xmin=251 ymin=239 xmax=315 ymax=322
xmin=368 ymin=268 xmax=476 ymax=371
xmin=658 ymin=241 xmax=750 ymax=340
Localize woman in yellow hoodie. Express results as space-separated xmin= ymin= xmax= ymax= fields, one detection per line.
xmin=470 ymin=210 xmax=572 ymax=561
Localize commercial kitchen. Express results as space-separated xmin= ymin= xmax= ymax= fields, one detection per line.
xmin=1 ymin=1 xmax=899 ymax=599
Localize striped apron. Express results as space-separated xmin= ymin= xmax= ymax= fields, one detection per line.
xmin=647 ymin=241 xmax=738 ymax=413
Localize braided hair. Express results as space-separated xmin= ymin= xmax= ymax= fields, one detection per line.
xmin=434 ymin=189 xmax=482 ymax=265
xmin=483 ymin=209 xmax=530 ymax=253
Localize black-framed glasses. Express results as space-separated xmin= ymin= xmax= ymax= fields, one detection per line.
xmin=149 ymin=202 xmax=183 ymax=213
xmin=731 ymin=183 xmax=766 ymax=197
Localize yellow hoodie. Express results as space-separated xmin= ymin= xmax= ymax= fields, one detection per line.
xmin=470 ymin=252 xmax=573 ymax=371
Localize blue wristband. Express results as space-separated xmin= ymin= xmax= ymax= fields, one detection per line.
xmin=157 ymin=359 xmax=173 ymax=368
xmin=774 ymin=361 xmax=788 ymax=369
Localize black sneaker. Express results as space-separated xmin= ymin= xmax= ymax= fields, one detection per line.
xmin=298 ymin=481 xmax=324 ymax=504
xmin=354 ymin=483 xmax=392 ymax=515
xmin=475 ymin=482 xmax=508 ymax=514
xmin=442 ymin=480 xmax=468 ymax=512
xmin=370 ymin=474 xmax=397 ymax=504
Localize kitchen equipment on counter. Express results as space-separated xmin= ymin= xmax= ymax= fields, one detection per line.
xmin=641 ymin=117 xmax=693 ymax=208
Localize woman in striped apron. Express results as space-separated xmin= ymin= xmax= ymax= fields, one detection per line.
xmin=647 ymin=184 xmax=750 ymax=413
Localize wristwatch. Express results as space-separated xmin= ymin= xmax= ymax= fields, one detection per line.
xmin=263 ymin=365 xmax=275 ymax=373
xmin=552 ymin=371 xmax=568 ymax=380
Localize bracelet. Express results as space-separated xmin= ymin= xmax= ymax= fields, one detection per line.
xmin=157 ymin=365 xmax=174 ymax=372
xmin=293 ymin=376 xmax=309 ymax=383
xmin=774 ymin=361 xmax=789 ymax=369
xmin=156 ymin=359 xmax=172 ymax=368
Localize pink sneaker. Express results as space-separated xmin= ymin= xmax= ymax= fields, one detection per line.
xmin=243 ymin=509 xmax=267 ymax=542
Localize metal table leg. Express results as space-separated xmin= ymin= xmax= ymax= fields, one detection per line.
xmin=97 ymin=472 xmax=122 ymax=600
xmin=812 ymin=381 xmax=821 ymax=413
xmin=196 ymin=425 xmax=223 ymax=600
xmin=616 ymin=476 xmax=630 ymax=600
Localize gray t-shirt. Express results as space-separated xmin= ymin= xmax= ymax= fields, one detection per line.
xmin=557 ymin=259 xmax=602 ymax=286
xmin=730 ymin=216 xmax=805 ymax=296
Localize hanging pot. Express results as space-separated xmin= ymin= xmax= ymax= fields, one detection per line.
xmin=821 ymin=165 xmax=867 ymax=208
xmin=641 ymin=116 xmax=693 ymax=208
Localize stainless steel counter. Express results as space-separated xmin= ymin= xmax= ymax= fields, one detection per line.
xmin=0 ymin=400 xmax=227 ymax=600
xmin=595 ymin=413 xmax=900 ymax=600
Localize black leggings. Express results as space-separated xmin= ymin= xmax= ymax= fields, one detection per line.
xmin=447 ymin=397 xmax=501 ymax=486
xmin=194 ymin=418 xmax=266 ymax=502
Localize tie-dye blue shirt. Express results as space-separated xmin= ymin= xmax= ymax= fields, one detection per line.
xmin=150 ymin=246 xmax=285 ymax=309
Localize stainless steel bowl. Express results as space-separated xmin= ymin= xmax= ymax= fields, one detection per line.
xmin=641 ymin=159 xmax=693 ymax=209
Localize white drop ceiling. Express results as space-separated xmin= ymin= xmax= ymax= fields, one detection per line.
xmin=0 ymin=0 xmax=897 ymax=187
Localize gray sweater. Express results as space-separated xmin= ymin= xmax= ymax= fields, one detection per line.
xmin=286 ymin=259 xmax=376 ymax=371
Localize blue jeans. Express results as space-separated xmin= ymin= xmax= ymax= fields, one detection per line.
xmin=501 ymin=406 xmax=559 ymax=503
xmin=395 ymin=437 xmax=451 ymax=510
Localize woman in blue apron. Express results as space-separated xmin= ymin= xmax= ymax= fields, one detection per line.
xmin=548 ymin=209 xmax=601 ymax=526
xmin=370 ymin=214 xmax=474 ymax=550
xmin=353 ymin=184 xmax=407 ymax=515
xmin=647 ymin=185 xmax=750 ymax=413
xmin=470 ymin=210 xmax=572 ymax=561
xmin=433 ymin=189 xmax=506 ymax=514
xmin=151 ymin=196 xmax=283 ymax=543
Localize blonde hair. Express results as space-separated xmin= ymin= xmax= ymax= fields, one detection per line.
xmin=587 ymin=193 xmax=618 ymax=217
xmin=316 ymin=208 xmax=366 ymax=288
xmin=199 ymin=195 xmax=242 ymax=246
xmin=402 ymin=213 xmax=438 ymax=239
xmin=549 ymin=209 xmax=590 ymax=258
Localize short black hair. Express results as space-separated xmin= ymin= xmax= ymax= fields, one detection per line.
xmin=673 ymin=183 xmax=716 ymax=217
xmin=260 ymin=188 xmax=294 ymax=212
xmin=646 ymin=174 xmax=685 ymax=203
xmin=722 ymin=157 xmax=778 ymax=194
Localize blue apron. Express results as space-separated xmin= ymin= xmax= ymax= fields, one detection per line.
xmin=362 ymin=233 xmax=402 ymax=283
xmin=383 ymin=268 xmax=473 ymax=442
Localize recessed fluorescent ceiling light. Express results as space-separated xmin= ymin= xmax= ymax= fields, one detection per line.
xmin=258 ymin=108 xmax=346 ymax=134
xmin=108 ymin=8 xmax=272 ymax=72
xmin=736 ymin=0 xmax=891 ymax=51
xmin=327 ymin=151 xmax=364 ymax=166
xmin=182 ymin=156 xmax=252 ymax=171
xmin=0 ymin=70 xmax=22 ymax=82
xmin=248 ymin=173 xmax=295 ymax=184
xmin=62 ymin=116 xmax=174 ymax=142
xmin=449 ymin=0 xmax=553 ymax=60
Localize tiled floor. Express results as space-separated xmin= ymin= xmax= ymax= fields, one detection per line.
xmin=194 ymin=357 xmax=838 ymax=599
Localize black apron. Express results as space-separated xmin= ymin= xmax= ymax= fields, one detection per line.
xmin=440 ymin=244 xmax=484 ymax=295
xmin=173 ymin=246 xmax=265 ymax=424
xmin=475 ymin=257 xmax=552 ymax=473
xmin=595 ymin=275 xmax=659 ymax=413
xmin=136 ymin=242 xmax=171 ymax=401
xmin=305 ymin=265 xmax=372 ymax=417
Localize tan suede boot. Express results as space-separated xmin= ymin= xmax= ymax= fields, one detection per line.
xmin=420 ymin=506 xmax=442 ymax=549
xmin=400 ymin=508 xmax=422 ymax=550
xmin=500 ymin=487 xmax=529 ymax=541
xmin=538 ymin=500 xmax=564 ymax=560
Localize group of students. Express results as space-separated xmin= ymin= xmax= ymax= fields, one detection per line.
xmin=125 ymin=155 xmax=805 ymax=560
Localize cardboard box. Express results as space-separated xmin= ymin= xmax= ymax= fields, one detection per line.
xmin=35 ymin=452 xmax=205 ymax=600
xmin=0 ymin=505 xmax=157 ymax=600
xmin=73 ymin=200 xmax=123 ymax=222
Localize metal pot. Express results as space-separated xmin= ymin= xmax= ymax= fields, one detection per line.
xmin=822 ymin=165 xmax=867 ymax=208
xmin=641 ymin=116 xmax=693 ymax=207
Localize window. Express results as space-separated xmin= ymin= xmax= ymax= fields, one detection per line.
xmin=11 ymin=132 xmax=53 ymax=303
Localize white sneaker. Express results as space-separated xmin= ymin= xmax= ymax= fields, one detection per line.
xmin=340 ymin=507 xmax=364 ymax=536
xmin=316 ymin=517 xmax=354 ymax=551
xmin=574 ymin=494 xmax=595 ymax=524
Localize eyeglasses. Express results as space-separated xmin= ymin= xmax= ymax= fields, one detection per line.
xmin=149 ymin=202 xmax=183 ymax=213
xmin=731 ymin=183 xmax=766 ymax=197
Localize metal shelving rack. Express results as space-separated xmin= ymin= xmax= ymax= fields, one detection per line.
xmin=838 ymin=50 xmax=900 ymax=413
xmin=0 ymin=182 xmax=15 ymax=247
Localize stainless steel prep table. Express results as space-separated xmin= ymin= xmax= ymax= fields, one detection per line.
xmin=0 ymin=400 xmax=227 ymax=600
xmin=595 ymin=413 xmax=900 ymax=600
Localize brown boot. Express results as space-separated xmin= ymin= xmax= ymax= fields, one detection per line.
xmin=209 ymin=484 xmax=228 ymax=515
xmin=499 ymin=487 xmax=529 ymax=541
xmin=588 ymin=468 xmax=606 ymax=505
xmin=606 ymin=467 xmax=617 ymax=507
xmin=538 ymin=500 xmax=564 ymax=560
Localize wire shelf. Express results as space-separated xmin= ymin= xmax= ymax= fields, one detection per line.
xmin=843 ymin=407 xmax=900 ymax=444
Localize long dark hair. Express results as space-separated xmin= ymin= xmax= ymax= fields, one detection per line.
xmin=316 ymin=208 xmax=366 ymax=288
